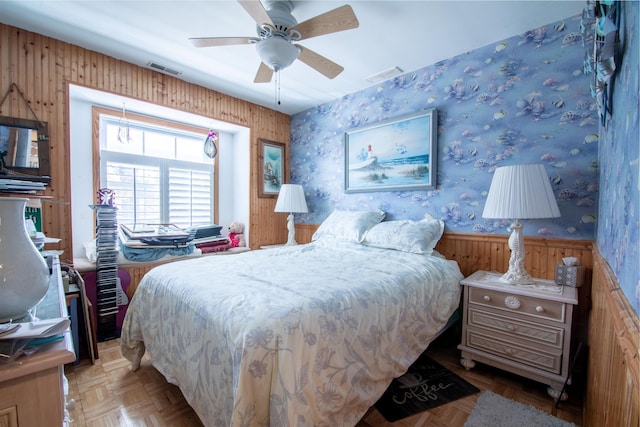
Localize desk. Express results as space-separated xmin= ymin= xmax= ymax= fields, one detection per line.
xmin=0 ymin=255 xmax=75 ymax=426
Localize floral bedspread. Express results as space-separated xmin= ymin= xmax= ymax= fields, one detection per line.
xmin=121 ymin=239 xmax=463 ymax=426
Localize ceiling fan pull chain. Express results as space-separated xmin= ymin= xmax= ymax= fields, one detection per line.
xmin=275 ymin=70 xmax=281 ymax=106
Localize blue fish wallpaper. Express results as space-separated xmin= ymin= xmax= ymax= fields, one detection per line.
xmin=595 ymin=1 xmax=639 ymax=314
xmin=290 ymin=13 xmax=600 ymax=241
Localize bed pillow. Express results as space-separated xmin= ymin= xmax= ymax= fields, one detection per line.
xmin=363 ymin=218 xmax=445 ymax=254
xmin=312 ymin=209 xmax=386 ymax=243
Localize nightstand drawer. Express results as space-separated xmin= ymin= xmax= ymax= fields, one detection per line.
xmin=468 ymin=287 xmax=566 ymax=322
xmin=466 ymin=329 xmax=562 ymax=374
xmin=468 ymin=307 xmax=564 ymax=348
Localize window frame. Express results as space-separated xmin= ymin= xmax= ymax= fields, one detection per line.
xmin=91 ymin=106 xmax=219 ymax=228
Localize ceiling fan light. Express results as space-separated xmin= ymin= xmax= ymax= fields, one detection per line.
xmin=256 ymin=38 xmax=299 ymax=71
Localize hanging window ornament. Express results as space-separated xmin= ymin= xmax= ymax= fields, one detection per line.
xmin=204 ymin=130 xmax=218 ymax=158
xmin=117 ymin=102 xmax=133 ymax=144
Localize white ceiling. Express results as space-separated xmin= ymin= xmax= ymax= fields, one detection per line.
xmin=0 ymin=0 xmax=585 ymax=115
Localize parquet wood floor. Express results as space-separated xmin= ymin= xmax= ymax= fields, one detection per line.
xmin=65 ymin=330 xmax=583 ymax=426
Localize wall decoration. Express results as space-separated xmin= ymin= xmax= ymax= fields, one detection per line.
xmin=290 ymin=13 xmax=600 ymax=241
xmin=258 ymin=138 xmax=286 ymax=198
xmin=344 ymin=109 xmax=437 ymax=193
xmin=581 ymin=0 xmax=621 ymax=127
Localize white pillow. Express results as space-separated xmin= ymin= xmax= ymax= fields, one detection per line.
xmin=363 ymin=218 xmax=445 ymax=254
xmin=312 ymin=210 xmax=386 ymax=243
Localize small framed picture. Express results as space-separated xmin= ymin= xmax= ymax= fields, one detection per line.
xmin=258 ymin=138 xmax=286 ymax=198
xmin=344 ymin=108 xmax=437 ymax=193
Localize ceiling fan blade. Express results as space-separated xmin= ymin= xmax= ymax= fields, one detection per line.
xmin=292 ymin=5 xmax=359 ymax=41
xmin=295 ymin=45 xmax=344 ymax=79
xmin=254 ymin=62 xmax=274 ymax=83
xmin=238 ymin=0 xmax=273 ymax=26
xmin=189 ymin=37 xmax=258 ymax=48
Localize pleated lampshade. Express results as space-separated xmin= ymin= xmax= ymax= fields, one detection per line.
xmin=275 ymin=184 xmax=308 ymax=214
xmin=482 ymin=164 xmax=560 ymax=220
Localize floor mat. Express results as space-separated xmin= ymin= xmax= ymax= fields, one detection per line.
xmin=375 ymin=354 xmax=480 ymax=422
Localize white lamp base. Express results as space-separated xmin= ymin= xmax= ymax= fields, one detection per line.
xmin=285 ymin=212 xmax=297 ymax=246
xmin=500 ymin=219 xmax=534 ymax=285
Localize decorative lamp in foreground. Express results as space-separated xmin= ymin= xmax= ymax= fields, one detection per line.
xmin=274 ymin=184 xmax=308 ymax=246
xmin=482 ymin=164 xmax=560 ymax=285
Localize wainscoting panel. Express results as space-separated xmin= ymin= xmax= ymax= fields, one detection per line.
xmin=584 ymin=248 xmax=639 ymax=427
xmin=295 ymin=226 xmax=593 ymax=280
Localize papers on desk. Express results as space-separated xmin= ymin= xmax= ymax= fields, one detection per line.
xmin=0 ymin=317 xmax=70 ymax=340
xmin=0 ymin=319 xmax=68 ymax=363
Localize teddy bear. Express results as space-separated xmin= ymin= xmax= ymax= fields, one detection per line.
xmin=228 ymin=221 xmax=246 ymax=247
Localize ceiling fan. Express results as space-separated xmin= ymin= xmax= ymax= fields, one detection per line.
xmin=189 ymin=0 xmax=359 ymax=83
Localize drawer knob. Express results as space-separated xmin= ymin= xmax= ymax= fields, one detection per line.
xmin=506 ymin=324 xmax=515 ymax=331
xmin=483 ymin=295 xmax=491 ymax=302
xmin=536 ymin=305 xmax=545 ymax=313
xmin=504 ymin=295 xmax=521 ymax=310
xmin=505 ymin=348 xmax=514 ymax=355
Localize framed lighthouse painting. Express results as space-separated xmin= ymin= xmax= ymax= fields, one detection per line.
xmin=344 ymin=109 xmax=437 ymax=193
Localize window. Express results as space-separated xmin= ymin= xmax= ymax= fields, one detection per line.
xmin=97 ymin=109 xmax=216 ymax=229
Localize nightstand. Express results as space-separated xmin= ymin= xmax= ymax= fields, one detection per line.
xmin=457 ymin=270 xmax=578 ymax=400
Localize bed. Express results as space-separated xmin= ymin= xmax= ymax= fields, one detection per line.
xmin=121 ymin=211 xmax=463 ymax=426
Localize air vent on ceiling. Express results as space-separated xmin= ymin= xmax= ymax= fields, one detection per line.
xmin=366 ymin=66 xmax=404 ymax=84
xmin=147 ymin=61 xmax=183 ymax=76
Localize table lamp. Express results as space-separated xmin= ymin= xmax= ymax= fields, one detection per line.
xmin=482 ymin=164 xmax=560 ymax=285
xmin=274 ymin=184 xmax=308 ymax=246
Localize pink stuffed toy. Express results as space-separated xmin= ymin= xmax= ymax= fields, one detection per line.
xmin=228 ymin=221 xmax=246 ymax=247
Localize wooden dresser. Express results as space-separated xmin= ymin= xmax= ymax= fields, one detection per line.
xmin=0 ymin=255 xmax=75 ymax=426
xmin=457 ymin=270 xmax=578 ymax=400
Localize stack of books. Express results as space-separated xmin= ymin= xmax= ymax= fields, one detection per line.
xmin=119 ymin=223 xmax=195 ymax=248
xmin=119 ymin=223 xmax=231 ymax=253
xmin=188 ymin=224 xmax=231 ymax=253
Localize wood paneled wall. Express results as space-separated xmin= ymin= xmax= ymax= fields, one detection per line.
xmin=0 ymin=23 xmax=290 ymax=256
xmin=584 ymin=248 xmax=639 ymax=427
